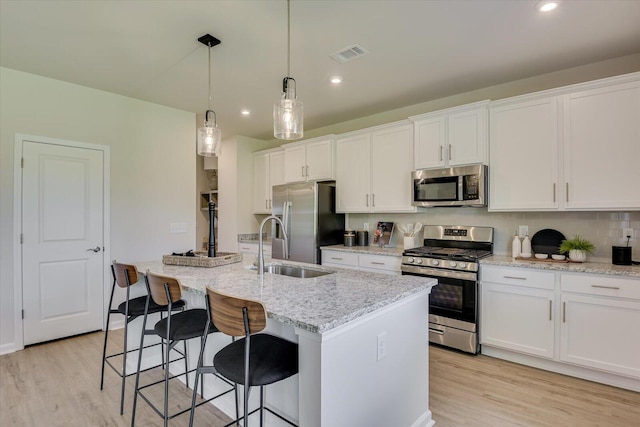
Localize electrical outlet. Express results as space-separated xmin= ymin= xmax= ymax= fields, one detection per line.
xmin=363 ymin=222 xmax=369 ymax=232
xmin=170 ymin=222 xmax=187 ymax=233
xmin=518 ymin=225 xmax=528 ymax=238
xmin=623 ymin=227 xmax=634 ymax=239
xmin=377 ymin=332 xmax=387 ymax=361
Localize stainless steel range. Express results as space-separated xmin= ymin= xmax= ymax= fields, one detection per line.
xmin=401 ymin=225 xmax=493 ymax=354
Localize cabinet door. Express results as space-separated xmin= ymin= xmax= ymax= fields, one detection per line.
xmin=284 ymin=145 xmax=306 ymax=183
xmin=370 ymin=124 xmax=416 ymax=212
xmin=414 ymin=116 xmax=446 ymax=169
xmin=560 ymin=294 xmax=640 ymax=378
xmin=270 ymin=151 xmax=286 ymax=187
xmin=336 ymin=134 xmax=371 ymax=212
xmin=305 ymin=139 xmax=334 ymax=181
xmin=489 ymin=97 xmax=559 ymax=211
xmin=563 ymin=81 xmax=640 ymax=210
xmin=253 ymin=153 xmax=270 ymax=214
xmin=448 ymin=107 xmax=487 ymax=166
xmin=480 ymin=283 xmax=555 ymax=359
xmin=320 ymin=250 xmax=358 ymax=270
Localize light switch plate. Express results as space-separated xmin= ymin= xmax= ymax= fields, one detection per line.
xmin=623 ymin=227 xmax=634 ymax=239
xmin=518 ymin=225 xmax=528 ymax=238
xmin=170 ymin=223 xmax=187 ymax=233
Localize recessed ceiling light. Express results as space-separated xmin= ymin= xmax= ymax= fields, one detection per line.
xmin=241 ymin=109 xmax=250 ymax=116
xmin=536 ymin=1 xmax=558 ymax=12
xmin=330 ymin=76 xmax=343 ymax=84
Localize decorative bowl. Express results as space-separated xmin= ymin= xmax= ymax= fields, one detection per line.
xmin=535 ymin=253 xmax=548 ymax=259
xmin=551 ymin=254 xmax=566 ymax=261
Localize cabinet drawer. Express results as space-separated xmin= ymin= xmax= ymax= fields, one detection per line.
xmin=321 ymin=250 xmax=358 ymax=267
xmin=238 ymin=243 xmax=271 ymax=256
xmin=561 ymin=274 xmax=640 ymax=300
xmin=481 ymin=265 xmax=555 ymax=290
xmin=358 ymin=254 xmax=401 ymax=272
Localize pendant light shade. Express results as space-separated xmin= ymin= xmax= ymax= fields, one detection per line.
xmin=197 ymin=110 xmax=221 ymax=157
xmin=274 ymin=0 xmax=303 ymax=140
xmin=197 ymin=34 xmax=222 ymax=157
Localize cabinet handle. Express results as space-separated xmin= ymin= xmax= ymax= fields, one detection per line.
xmin=366 ymin=194 xmax=369 ymax=207
xmin=562 ymin=301 xmax=566 ymax=323
xmin=371 ymin=261 xmax=385 ymax=265
xmin=439 ymin=145 xmax=443 ymax=162
xmin=448 ymin=144 xmax=452 ymax=161
xmin=549 ymin=300 xmax=552 ymax=321
xmin=331 ymin=257 xmax=343 ymax=260
xmin=503 ymin=275 xmax=527 ymax=280
xmin=553 ymin=183 xmax=556 ymax=203
xmin=372 ymin=193 xmax=375 ymax=207
xmin=591 ymin=285 xmax=620 ymax=290
xmin=269 ymin=199 xmax=272 ymax=209
xmin=306 ymin=165 xmax=309 ymax=177
xmin=265 ymin=199 xmax=268 ymax=209
xmin=566 ymin=182 xmax=569 ymax=202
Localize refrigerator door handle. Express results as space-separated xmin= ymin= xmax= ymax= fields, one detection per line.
xmin=282 ymin=201 xmax=291 ymax=259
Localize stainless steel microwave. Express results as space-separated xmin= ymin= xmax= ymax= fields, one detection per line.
xmin=411 ymin=164 xmax=487 ymax=207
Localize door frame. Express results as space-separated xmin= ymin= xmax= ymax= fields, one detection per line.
xmin=13 ymin=134 xmax=111 ymax=351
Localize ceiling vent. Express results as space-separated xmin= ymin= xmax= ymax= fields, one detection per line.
xmin=330 ymin=44 xmax=369 ymax=63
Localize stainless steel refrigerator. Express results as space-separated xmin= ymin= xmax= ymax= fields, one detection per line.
xmin=271 ymin=181 xmax=345 ymax=264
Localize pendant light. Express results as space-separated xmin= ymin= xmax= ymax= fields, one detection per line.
xmin=197 ymin=34 xmax=222 ymax=157
xmin=274 ymin=0 xmax=303 ymax=140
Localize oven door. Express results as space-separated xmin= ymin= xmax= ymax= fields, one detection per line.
xmin=401 ymin=265 xmax=477 ymax=324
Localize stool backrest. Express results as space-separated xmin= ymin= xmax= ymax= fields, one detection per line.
xmin=207 ymin=288 xmax=267 ymax=337
xmin=145 ymin=271 xmax=183 ymax=306
xmin=112 ymin=261 xmax=139 ymax=288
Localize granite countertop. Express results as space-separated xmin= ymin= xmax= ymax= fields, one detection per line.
xmin=321 ymin=244 xmax=405 ymax=257
xmin=133 ymin=258 xmax=435 ymax=334
xmin=482 ymin=255 xmax=640 ymax=278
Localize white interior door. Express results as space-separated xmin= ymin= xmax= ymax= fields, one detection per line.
xmin=22 ymin=140 xmax=105 ymax=345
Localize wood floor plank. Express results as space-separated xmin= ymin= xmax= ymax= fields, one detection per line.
xmin=1 ymin=331 xmax=639 ymax=426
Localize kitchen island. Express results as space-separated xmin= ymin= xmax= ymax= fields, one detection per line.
xmin=133 ymin=258 xmax=436 ymax=427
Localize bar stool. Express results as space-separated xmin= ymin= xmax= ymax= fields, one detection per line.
xmin=189 ymin=287 xmax=299 ymax=427
xmin=131 ymin=271 xmax=231 ymax=427
xmin=100 ymin=261 xmax=185 ymax=415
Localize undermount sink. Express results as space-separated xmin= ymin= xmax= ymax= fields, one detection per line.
xmin=263 ymin=264 xmax=332 ymax=278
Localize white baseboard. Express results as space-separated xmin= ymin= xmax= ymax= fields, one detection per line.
xmin=0 ymin=342 xmax=17 ymax=355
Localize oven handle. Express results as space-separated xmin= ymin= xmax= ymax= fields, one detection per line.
xmin=401 ymin=264 xmax=476 ymax=281
xmin=429 ymin=327 xmax=445 ymax=335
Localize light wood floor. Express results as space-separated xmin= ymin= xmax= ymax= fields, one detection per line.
xmin=1 ymin=331 xmax=639 ymax=426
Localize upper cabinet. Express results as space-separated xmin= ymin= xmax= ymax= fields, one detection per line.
xmin=489 ymin=72 xmax=640 ymax=212
xmin=336 ymin=121 xmax=416 ymax=213
xmin=253 ymin=148 xmax=285 ymax=214
xmin=410 ymin=101 xmax=489 ymax=169
xmin=562 ymin=80 xmax=640 ymax=210
xmin=283 ymin=136 xmax=335 ymax=183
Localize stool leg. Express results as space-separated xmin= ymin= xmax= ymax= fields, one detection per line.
xmin=184 ymin=338 xmax=190 ymax=389
xmin=260 ymin=385 xmax=265 ymax=427
xmin=100 ymin=279 xmax=117 ymax=390
xmin=119 ymin=287 xmax=130 ymax=415
xmin=131 ymin=299 xmax=149 ymax=427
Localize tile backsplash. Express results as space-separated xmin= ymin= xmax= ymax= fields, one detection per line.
xmin=347 ymin=209 xmax=640 ymax=261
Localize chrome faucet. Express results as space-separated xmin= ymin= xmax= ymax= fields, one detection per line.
xmin=258 ymin=215 xmax=288 ymax=277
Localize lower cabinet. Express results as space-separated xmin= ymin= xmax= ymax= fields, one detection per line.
xmin=480 ymin=265 xmax=640 ymax=389
xmin=238 ymin=242 xmax=271 ymax=258
xmin=321 ymin=249 xmax=400 ymax=275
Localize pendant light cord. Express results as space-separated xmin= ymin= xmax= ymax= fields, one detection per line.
xmin=208 ymin=43 xmax=212 ymax=111
xmin=287 ymin=0 xmax=291 ymax=77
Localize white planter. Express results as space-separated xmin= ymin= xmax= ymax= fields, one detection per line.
xmin=569 ymin=250 xmax=587 ymax=262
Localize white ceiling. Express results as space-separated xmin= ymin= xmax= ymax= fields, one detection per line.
xmin=2 ymin=0 xmax=640 ymax=141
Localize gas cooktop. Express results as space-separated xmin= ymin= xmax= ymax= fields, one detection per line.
xmin=403 ymin=246 xmax=492 ymax=262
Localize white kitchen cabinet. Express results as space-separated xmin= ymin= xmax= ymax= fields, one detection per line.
xmin=283 ymin=136 xmax=335 ymax=183
xmin=238 ymin=241 xmax=271 ymax=258
xmin=488 ymin=96 xmax=559 ymax=211
xmin=563 ymin=80 xmax=640 ymax=210
xmin=321 ymin=249 xmax=401 ymax=275
xmin=560 ymin=273 xmax=640 ymax=378
xmin=336 ymin=121 xmax=415 ymax=213
xmin=253 ymin=149 xmax=285 ymax=214
xmin=480 ymin=266 xmax=555 ymax=359
xmin=410 ymin=101 xmax=488 ymax=169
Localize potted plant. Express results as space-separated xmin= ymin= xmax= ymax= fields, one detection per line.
xmin=559 ymin=235 xmax=595 ymax=262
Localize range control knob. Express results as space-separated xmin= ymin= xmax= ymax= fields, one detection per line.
xmin=407 ymin=257 xmax=415 ymax=264
xmin=459 ymin=262 xmax=467 ymax=269
xmin=431 ymin=259 xmax=439 ymax=266
xmin=415 ymin=258 xmax=423 ymax=265
xmin=449 ymin=261 xmax=457 ymax=268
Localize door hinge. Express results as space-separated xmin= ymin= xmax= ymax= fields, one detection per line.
xmin=21 ymin=158 xmax=24 ymax=168
xmin=22 ymin=309 xmax=25 ymax=319
xmin=20 ymin=233 xmax=24 ymax=244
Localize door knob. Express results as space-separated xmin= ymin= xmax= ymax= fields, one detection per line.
xmin=86 ymin=246 xmax=101 ymax=253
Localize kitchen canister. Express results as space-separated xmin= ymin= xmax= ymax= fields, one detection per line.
xmin=512 ymin=235 xmax=522 ymax=258
xmin=357 ymin=230 xmax=369 ymax=246
xmin=344 ymin=230 xmax=356 ymax=247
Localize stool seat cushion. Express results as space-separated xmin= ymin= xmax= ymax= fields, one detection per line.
xmin=117 ymin=296 xmax=185 ymax=316
xmin=154 ymin=309 xmax=217 ymax=341
xmin=214 ymin=334 xmax=298 ymax=387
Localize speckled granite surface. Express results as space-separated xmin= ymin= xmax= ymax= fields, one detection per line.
xmin=320 ymin=244 xmax=404 ymax=257
xmin=237 ymin=233 xmax=268 ymax=243
xmin=482 ymin=255 xmax=640 ymax=278
xmin=133 ymin=258 xmax=435 ymax=334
